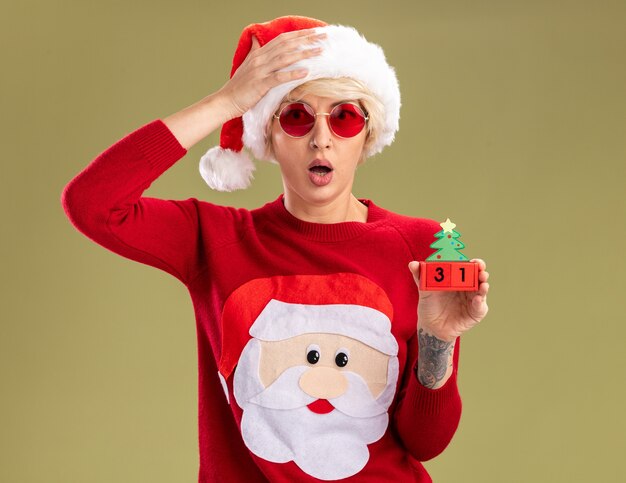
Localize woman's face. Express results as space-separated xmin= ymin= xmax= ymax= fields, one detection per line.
xmin=270 ymin=93 xmax=368 ymax=209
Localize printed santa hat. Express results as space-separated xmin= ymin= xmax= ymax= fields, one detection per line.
xmin=199 ymin=15 xmax=401 ymax=191
xmin=218 ymin=273 xmax=398 ymax=380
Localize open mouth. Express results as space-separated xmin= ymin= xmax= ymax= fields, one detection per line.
xmin=307 ymin=160 xmax=334 ymax=186
xmin=309 ymin=166 xmax=333 ymax=176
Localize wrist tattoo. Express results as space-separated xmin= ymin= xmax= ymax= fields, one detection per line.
xmin=415 ymin=328 xmax=454 ymax=389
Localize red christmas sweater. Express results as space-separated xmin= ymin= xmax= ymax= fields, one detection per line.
xmin=61 ymin=119 xmax=462 ymax=482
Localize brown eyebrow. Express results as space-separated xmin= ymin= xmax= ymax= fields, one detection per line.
xmin=332 ymin=100 xmax=354 ymax=106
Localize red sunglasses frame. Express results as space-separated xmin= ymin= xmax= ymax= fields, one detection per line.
xmin=273 ymin=101 xmax=369 ymax=139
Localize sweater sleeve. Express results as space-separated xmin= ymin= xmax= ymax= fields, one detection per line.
xmin=392 ymin=332 xmax=462 ymax=461
xmin=61 ymin=119 xmax=206 ymax=284
xmin=388 ymin=214 xmax=463 ymax=460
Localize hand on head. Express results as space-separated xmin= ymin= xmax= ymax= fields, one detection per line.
xmin=217 ymin=29 xmax=326 ymax=120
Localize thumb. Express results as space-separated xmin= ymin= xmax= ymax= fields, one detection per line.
xmin=408 ymin=261 xmax=421 ymax=287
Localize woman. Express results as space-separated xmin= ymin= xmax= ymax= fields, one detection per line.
xmin=62 ymin=15 xmax=489 ymax=482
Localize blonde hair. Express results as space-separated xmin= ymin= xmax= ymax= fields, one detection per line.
xmin=264 ymin=77 xmax=385 ymax=162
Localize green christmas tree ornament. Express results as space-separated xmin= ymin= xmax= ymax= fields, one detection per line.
xmin=419 ymin=218 xmax=479 ymax=291
xmin=426 ymin=218 xmax=469 ymax=262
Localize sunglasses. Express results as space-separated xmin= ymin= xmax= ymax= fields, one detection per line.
xmin=273 ymin=102 xmax=369 ymax=138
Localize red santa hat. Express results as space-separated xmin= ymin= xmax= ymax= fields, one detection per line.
xmin=199 ymin=15 xmax=401 ymax=191
xmin=218 ymin=273 xmax=398 ymax=380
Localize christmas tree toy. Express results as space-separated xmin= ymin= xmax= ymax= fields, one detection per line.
xmin=419 ymin=218 xmax=479 ymax=291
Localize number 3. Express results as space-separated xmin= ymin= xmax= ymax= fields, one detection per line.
xmin=435 ymin=267 xmax=444 ymax=282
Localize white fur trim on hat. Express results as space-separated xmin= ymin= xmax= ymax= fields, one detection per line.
xmin=243 ymin=24 xmax=401 ymax=161
xmin=249 ymin=299 xmax=399 ymax=356
xmin=199 ymin=146 xmax=255 ymax=192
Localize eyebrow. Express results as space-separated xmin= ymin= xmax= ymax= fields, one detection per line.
xmin=332 ymin=99 xmax=353 ymax=106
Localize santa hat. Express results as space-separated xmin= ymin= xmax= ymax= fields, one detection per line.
xmin=199 ymin=15 xmax=401 ymax=191
xmin=218 ymin=273 xmax=398 ymax=379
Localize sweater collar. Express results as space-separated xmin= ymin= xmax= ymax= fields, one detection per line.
xmin=255 ymin=194 xmax=388 ymax=242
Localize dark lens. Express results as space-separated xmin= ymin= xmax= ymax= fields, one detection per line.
xmin=279 ymin=103 xmax=315 ymax=137
xmin=329 ymin=103 xmax=366 ymax=137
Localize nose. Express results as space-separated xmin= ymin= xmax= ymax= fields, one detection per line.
xmin=309 ymin=114 xmax=333 ymax=150
xmin=299 ymin=366 xmax=348 ymax=399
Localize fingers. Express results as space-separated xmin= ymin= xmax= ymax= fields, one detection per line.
xmin=471 ymin=258 xmax=489 ymax=284
xmin=264 ymin=28 xmax=324 ymax=48
xmin=250 ymin=30 xmax=322 ymax=55
xmin=479 ymin=269 xmax=489 ymax=283
xmin=269 ymin=46 xmax=323 ymax=75
xmin=264 ymin=46 xmax=322 ymax=85
xmin=471 ymin=258 xmax=486 ymax=271
xmin=470 ymin=281 xmax=489 ymax=321
xmin=245 ymin=31 xmax=326 ymax=87
xmin=257 ymin=31 xmax=326 ymax=64
xmin=471 ymin=293 xmax=489 ymax=317
xmin=271 ymin=68 xmax=308 ymax=83
xmin=266 ymin=35 xmax=326 ymax=73
xmin=254 ymin=30 xmax=326 ymax=58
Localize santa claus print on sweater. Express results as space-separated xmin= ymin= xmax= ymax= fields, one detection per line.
xmin=217 ymin=273 xmax=400 ymax=481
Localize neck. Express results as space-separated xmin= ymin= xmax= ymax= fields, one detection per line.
xmin=282 ymin=191 xmax=368 ymax=223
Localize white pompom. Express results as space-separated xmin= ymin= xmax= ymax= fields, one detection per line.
xmin=199 ymin=146 xmax=256 ymax=191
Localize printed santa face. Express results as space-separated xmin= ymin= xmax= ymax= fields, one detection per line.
xmin=233 ymin=299 xmax=399 ymax=481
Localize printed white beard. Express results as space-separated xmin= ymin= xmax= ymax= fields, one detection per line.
xmin=249 ymin=366 xmax=389 ymax=418
xmin=240 ymin=404 xmax=386 ymax=480
xmin=234 ymin=344 xmax=393 ymax=481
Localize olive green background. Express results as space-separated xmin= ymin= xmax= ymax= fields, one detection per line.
xmin=2 ymin=1 xmax=624 ymax=481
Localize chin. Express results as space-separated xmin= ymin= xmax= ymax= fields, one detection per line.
xmin=301 ymin=187 xmax=343 ymax=206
